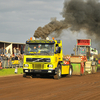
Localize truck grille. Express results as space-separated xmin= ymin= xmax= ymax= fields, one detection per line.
xmin=33 ymin=64 xmax=44 ymax=69
xmin=26 ymin=58 xmax=50 ymax=62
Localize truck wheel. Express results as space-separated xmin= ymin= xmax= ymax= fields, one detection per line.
xmin=67 ymin=67 xmax=72 ymax=77
xmin=23 ymin=73 xmax=26 ymax=77
xmin=54 ymin=65 xmax=61 ymax=79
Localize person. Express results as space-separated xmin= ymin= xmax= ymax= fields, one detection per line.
xmin=15 ymin=67 xmax=18 ymax=74
xmin=16 ymin=47 xmax=19 ymax=55
xmin=1 ymin=54 xmax=4 ymax=68
xmin=11 ymin=55 xmax=15 ymax=68
xmin=1 ymin=47 xmax=4 ymax=54
xmin=49 ymin=46 xmax=54 ymax=54
xmin=0 ymin=48 xmax=1 ymax=55
xmin=3 ymin=55 xmax=8 ymax=68
xmin=33 ymin=46 xmax=37 ymax=52
xmin=0 ymin=54 xmax=2 ymax=69
xmin=13 ymin=47 xmax=16 ymax=56
xmin=55 ymin=44 xmax=61 ymax=54
xmin=9 ymin=55 xmax=12 ymax=68
xmin=21 ymin=45 xmax=24 ymax=54
xmin=51 ymin=47 xmax=54 ymax=53
xmin=4 ymin=47 xmax=7 ymax=56
xmin=37 ymin=45 xmax=41 ymax=52
xmin=55 ymin=44 xmax=59 ymax=53
xmin=15 ymin=55 xmax=18 ymax=60
xmin=8 ymin=48 xmax=11 ymax=58
xmin=38 ymin=45 xmax=41 ymax=50
xmin=12 ymin=55 xmax=15 ymax=60
xmin=18 ymin=48 xmax=20 ymax=55
xmin=19 ymin=54 xmax=23 ymax=68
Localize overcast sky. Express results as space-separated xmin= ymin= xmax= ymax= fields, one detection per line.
xmin=0 ymin=0 xmax=97 ymax=54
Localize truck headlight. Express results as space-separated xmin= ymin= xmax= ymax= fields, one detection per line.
xmin=48 ymin=64 xmax=53 ymax=67
xmin=24 ymin=64 xmax=29 ymax=67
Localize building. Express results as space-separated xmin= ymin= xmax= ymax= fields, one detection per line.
xmin=0 ymin=41 xmax=25 ymax=55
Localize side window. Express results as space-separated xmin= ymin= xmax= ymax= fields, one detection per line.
xmin=55 ymin=44 xmax=61 ymax=53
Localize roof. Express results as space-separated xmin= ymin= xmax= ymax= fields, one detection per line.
xmin=0 ymin=41 xmax=25 ymax=44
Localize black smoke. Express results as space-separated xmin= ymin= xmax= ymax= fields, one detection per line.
xmin=34 ymin=0 xmax=100 ymax=43
xmin=62 ymin=0 xmax=100 ymax=40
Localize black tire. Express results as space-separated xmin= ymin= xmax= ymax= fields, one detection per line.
xmin=53 ymin=65 xmax=61 ymax=79
xmin=23 ymin=73 xmax=26 ymax=77
xmin=67 ymin=67 xmax=72 ymax=77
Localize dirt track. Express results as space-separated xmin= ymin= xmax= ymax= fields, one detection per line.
xmin=0 ymin=73 xmax=100 ymax=100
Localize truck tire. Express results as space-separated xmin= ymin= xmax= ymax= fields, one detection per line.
xmin=67 ymin=67 xmax=72 ymax=77
xmin=53 ymin=65 xmax=61 ymax=79
xmin=23 ymin=73 xmax=26 ymax=77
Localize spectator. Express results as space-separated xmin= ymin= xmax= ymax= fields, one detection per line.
xmin=1 ymin=54 xmax=4 ymax=68
xmin=0 ymin=54 xmax=2 ymax=68
xmin=19 ymin=48 xmax=21 ymax=54
xmin=16 ymin=47 xmax=19 ymax=55
xmin=11 ymin=55 xmax=15 ymax=68
xmin=8 ymin=55 xmax=12 ymax=68
xmin=0 ymin=48 xmax=1 ymax=54
xmin=8 ymin=48 xmax=11 ymax=58
xmin=3 ymin=55 xmax=8 ymax=68
xmin=15 ymin=55 xmax=18 ymax=60
xmin=12 ymin=55 xmax=15 ymax=60
xmin=0 ymin=54 xmax=3 ymax=62
xmin=15 ymin=67 xmax=18 ymax=74
xmin=19 ymin=54 xmax=23 ymax=68
xmin=1 ymin=47 xmax=4 ymax=54
xmin=4 ymin=47 xmax=7 ymax=56
xmin=21 ymin=45 xmax=24 ymax=54
xmin=13 ymin=47 xmax=16 ymax=56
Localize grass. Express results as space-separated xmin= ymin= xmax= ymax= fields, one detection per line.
xmin=0 ymin=68 xmax=23 ymax=76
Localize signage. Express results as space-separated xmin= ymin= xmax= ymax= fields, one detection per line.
xmin=77 ymin=39 xmax=91 ymax=46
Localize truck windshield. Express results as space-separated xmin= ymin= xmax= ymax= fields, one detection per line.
xmin=24 ymin=43 xmax=54 ymax=55
xmin=79 ymin=47 xmax=86 ymax=55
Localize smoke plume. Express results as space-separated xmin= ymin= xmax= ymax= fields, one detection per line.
xmin=34 ymin=0 xmax=100 ymax=40
xmin=34 ymin=18 xmax=68 ymax=39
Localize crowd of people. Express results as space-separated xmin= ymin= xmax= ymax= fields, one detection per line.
xmin=0 ymin=47 xmax=24 ymax=69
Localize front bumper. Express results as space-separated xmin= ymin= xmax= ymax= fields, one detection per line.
xmin=23 ymin=69 xmax=55 ymax=74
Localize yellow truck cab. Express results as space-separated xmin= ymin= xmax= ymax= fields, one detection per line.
xmin=23 ymin=37 xmax=72 ymax=79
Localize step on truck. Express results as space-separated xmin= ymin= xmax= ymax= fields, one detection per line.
xmin=23 ymin=37 xmax=73 ymax=79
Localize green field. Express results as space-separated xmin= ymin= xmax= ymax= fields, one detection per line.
xmin=0 ymin=68 xmax=23 ymax=76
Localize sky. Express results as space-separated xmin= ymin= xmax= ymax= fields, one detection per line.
xmin=0 ymin=0 xmax=97 ymax=55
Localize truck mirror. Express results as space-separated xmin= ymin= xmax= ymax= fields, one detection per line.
xmin=57 ymin=47 xmax=61 ymax=53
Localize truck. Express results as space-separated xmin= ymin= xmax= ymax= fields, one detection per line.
xmin=23 ymin=37 xmax=73 ymax=79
